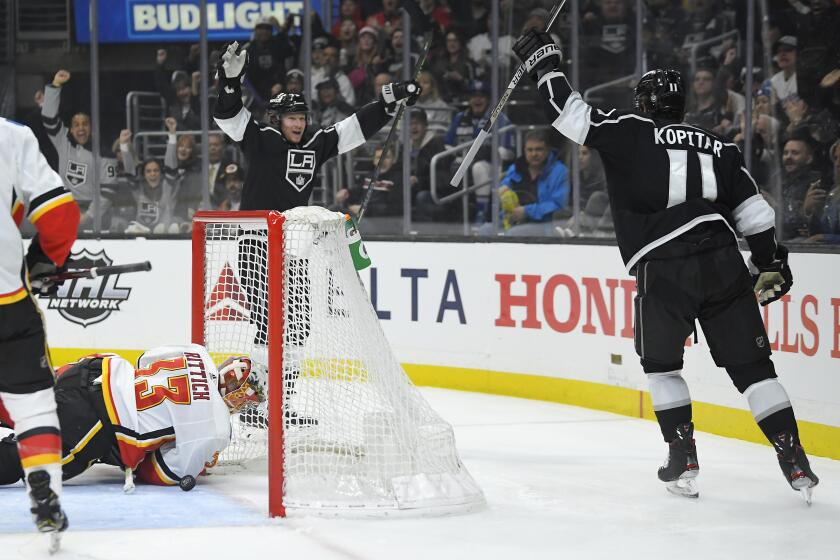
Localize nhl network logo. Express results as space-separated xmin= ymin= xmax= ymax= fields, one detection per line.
xmin=46 ymin=248 xmax=131 ymax=327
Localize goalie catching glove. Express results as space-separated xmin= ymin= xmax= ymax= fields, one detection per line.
xmin=750 ymin=244 xmax=793 ymax=306
xmin=217 ymin=41 xmax=248 ymax=87
xmin=26 ymin=235 xmax=64 ymax=296
xmin=380 ymin=81 xmax=421 ymax=114
xmin=513 ymin=28 xmax=563 ymax=81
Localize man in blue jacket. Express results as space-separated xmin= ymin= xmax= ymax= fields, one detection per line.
xmin=480 ymin=130 xmax=569 ymax=236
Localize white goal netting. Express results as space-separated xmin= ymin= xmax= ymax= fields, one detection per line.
xmin=197 ymin=207 xmax=484 ymax=514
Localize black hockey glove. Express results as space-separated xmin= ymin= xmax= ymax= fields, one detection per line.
xmin=750 ymin=244 xmax=792 ymax=306
xmin=380 ymin=81 xmax=422 ymax=113
xmin=513 ymin=28 xmax=563 ymax=81
xmin=26 ymin=235 xmax=64 ymax=297
xmin=216 ymin=41 xmax=248 ymax=88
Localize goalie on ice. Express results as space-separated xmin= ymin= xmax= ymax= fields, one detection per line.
xmin=0 ymin=345 xmax=260 ymax=489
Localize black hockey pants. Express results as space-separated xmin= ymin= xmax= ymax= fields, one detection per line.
xmin=634 ymin=242 xmax=776 ymax=392
xmin=0 ymin=358 xmax=121 ymax=485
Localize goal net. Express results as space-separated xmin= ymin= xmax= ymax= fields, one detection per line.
xmin=192 ymin=207 xmax=484 ymax=516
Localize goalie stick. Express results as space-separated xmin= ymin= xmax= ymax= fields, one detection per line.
xmin=448 ymin=0 xmax=567 ymax=188
xmin=356 ymin=29 xmax=433 ymax=224
xmin=35 ymin=261 xmax=152 ymax=283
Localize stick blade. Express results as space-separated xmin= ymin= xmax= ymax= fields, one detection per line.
xmin=450 ymin=130 xmax=490 ymax=187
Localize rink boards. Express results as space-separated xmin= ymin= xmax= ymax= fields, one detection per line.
xmin=38 ymin=238 xmax=840 ymax=459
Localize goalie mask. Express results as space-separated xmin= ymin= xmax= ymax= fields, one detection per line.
xmin=217 ymin=356 xmax=263 ymax=412
xmin=634 ymin=69 xmax=686 ymax=122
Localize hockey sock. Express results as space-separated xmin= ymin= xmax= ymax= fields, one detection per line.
xmin=647 ymin=370 xmax=692 ymax=442
xmin=744 ymin=379 xmax=798 ymax=442
xmin=0 ymin=388 xmax=63 ymax=496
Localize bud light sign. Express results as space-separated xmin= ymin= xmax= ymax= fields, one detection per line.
xmin=74 ymin=0 xmax=324 ymax=43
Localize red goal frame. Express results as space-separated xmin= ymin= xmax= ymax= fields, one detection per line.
xmin=191 ymin=211 xmax=287 ymax=517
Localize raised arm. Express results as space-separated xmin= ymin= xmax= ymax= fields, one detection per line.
xmin=316 ymin=81 xmax=421 ymax=159
xmin=41 ymin=70 xmax=70 ymax=149
xmin=513 ymin=29 xmax=638 ymax=155
xmin=213 ymin=42 xmax=256 ymax=143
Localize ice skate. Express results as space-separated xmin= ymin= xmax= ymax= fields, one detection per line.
xmin=658 ymin=422 xmax=700 ymax=498
xmin=771 ymin=431 xmax=819 ymax=505
xmin=28 ymin=470 xmax=68 ymax=554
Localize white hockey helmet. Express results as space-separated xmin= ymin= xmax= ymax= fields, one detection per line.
xmin=217 ymin=356 xmax=263 ymax=412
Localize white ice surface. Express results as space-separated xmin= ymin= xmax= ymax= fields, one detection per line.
xmin=1 ymin=388 xmax=838 ymax=560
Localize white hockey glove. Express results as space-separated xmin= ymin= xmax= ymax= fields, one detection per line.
xmin=218 ymin=41 xmax=248 ymax=85
xmin=749 ymin=244 xmax=793 ymax=306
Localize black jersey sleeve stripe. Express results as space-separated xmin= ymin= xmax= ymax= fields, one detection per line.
xmin=16 ymin=426 xmax=61 ymax=440
xmin=215 ymin=106 xmax=251 ymax=142
xmin=27 ymin=186 xmax=71 ymax=216
xmin=153 ymin=449 xmax=181 ymax=482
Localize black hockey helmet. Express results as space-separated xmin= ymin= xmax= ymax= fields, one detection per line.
xmin=633 ymin=69 xmax=686 ymax=121
xmin=267 ymin=93 xmax=309 ymax=127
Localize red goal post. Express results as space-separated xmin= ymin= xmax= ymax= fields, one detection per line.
xmin=192 ymin=211 xmax=287 ymax=516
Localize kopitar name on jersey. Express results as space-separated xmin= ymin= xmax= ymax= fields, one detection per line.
xmin=46 ymin=248 xmax=132 ymax=327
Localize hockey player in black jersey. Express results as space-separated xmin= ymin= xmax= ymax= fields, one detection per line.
xmin=513 ymin=30 xmax=819 ymax=502
xmin=214 ymin=41 xmax=419 ymax=428
xmin=213 ymin=40 xmax=420 ymax=212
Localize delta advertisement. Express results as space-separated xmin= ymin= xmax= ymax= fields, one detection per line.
xmin=39 ymin=239 xmax=840 ymax=433
xmin=74 ymin=0 xmax=325 ymax=43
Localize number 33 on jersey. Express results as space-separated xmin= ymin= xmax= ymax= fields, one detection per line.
xmin=99 ymin=344 xmax=231 ymax=485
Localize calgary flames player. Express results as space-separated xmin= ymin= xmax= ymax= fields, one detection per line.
xmin=0 ymin=344 xmax=259 ymax=488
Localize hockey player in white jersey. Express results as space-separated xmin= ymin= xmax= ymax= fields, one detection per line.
xmin=0 ymin=345 xmax=259 ymax=487
xmin=0 ymin=116 xmax=79 ymax=545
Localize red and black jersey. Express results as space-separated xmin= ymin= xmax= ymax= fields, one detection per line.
xmin=535 ymin=71 xmax=777 ymax=272
xmin=0 ymin=117 xmax=79 ymax=305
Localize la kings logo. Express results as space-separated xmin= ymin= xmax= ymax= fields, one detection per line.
xmin=46 ymin=248 xmax=131 ymax=327
xmin=286 ymin=149 xmax=316 ymax=192
xmin=65 ymin=160 xmax=88 ymax=187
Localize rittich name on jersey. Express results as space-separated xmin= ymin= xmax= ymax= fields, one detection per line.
xmin=185 ymin=352 xmax=211 ymax=401
xmin=654 ymin=127 xmax=723 ymax=157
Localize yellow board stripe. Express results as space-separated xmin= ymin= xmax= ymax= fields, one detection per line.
xmin=29 ymin=192 xmax=74 ymax=223
xmin=405 ymin=364 xmax=840 ymax=461
xmin=48 ymin=348 xmax=840 ymax=461
xmin=0 ymin=287 xmax=28 ymax=305
xmin=22 ymin=453 xmax=62 ymax=469
xmin=62 ymin=421 xmax=103 ymax=465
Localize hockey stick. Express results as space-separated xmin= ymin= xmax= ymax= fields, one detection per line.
xmin=35 ymin=261 xmax=152 ymax=283
xmin=356 ymin=30 xmax=433 ymax=224
xmin=448 ymin=0 xmax=567 ymax=188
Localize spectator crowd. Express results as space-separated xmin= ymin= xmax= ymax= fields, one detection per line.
xmin=24 ymin=0 xmax=840 ymax=243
